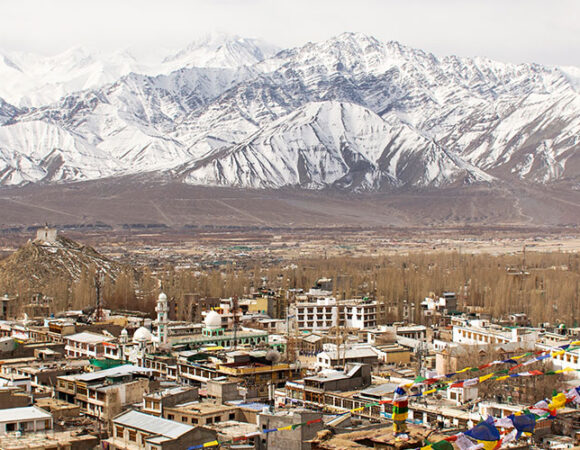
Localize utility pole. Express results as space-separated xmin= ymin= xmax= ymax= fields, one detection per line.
xmin=95 ymin=270 xmax=104 ymax=322
xmin=232 ymin=296 xmax=239 ymax=350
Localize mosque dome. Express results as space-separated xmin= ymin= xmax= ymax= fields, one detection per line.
xmin=121 ymin=328 xmax=128 ymax=336
xmin=158 ymin=292 xmax=167 ymax=302
xmin=133 ymin=326 xmax=153 ymax=342
xmin=204 ymin=310 xmax=222 ymax=329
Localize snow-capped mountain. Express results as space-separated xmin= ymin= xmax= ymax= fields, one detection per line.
xmin=0 ymin=32 xmax=278 ymax=107
xmin=179 ymin=101 xmax=492 ymax=189
xmin=0 ymin=32 xmax=579 ymax=191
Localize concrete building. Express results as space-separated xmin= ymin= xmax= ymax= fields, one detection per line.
xmin=258 ymin=410 xmax=323 ymax=450
xmin=143 ymin=386 xmax=199 ymax=417
xmin=106 ymin=410 xmax=216 ymax=450
xmin=293 ymin=297 xmax=377 ymax=331
xmin=56 ymin=365 xmax=154 ymax=421
xmin=63 ymin=331 xmax=115 ymax=358
xmin=163 ymin=401 xmax=240 ymax=427
xmin=316 ymin=347 xmax=379 ymax=369
xmin=452 ymin=322 xmax=539 ymax=346
xmin=0 ymin=406 xmax=52 ymax=435
xmin=35 ymin=226 xmax=57 ymax=243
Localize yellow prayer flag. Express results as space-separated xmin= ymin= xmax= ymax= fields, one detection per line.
xmin=478 ymin=373 xmax=494 ymax=382
xmin=203 ymin=441 xmax=219 ymax=448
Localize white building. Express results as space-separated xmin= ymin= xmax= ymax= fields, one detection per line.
xmin=64 ymin=332 xmax=115 ymax=358
xmin=452 ymin=322 xmax=539 ymax=346
xmin=293 ymin=298 xmax=377 ymax=331
xmin=316 ymin=347 xmax=379 ymax=369
xmin=0 ymin=406 xmax=52 ymax=434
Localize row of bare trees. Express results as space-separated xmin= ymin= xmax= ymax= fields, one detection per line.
xmin=2 ymin=250 xmax=579 ymax=325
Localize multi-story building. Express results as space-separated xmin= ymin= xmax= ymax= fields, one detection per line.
xmin=142 ymin=386 xmax=199 ymax=417
xmin=452 ymin=321 xmax=539 ymax=346
xmin=293 ymin=298 xmax=377 ymax=331
xmin=63 ymin=332 xmax=115 ymax=359
xmin=56 ymin=365 xmax=154 ymax=421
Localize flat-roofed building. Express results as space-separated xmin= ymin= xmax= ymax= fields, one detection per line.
xmin=64 ymin=332 xmax=115 ymax=359
xmin=163 ymin=401 xmax=240 ymax=427
xmin=0 ymin=406 xmax=52 ymax=435
xmin=316 ymin=347 xmax=379 ymax=369
xmin=56 ymin=365 xmax=154 ymax=421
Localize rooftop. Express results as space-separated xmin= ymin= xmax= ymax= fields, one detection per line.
xmin=319 ymin=348 xmax=378 ymax=360
xmin=70 ymin=364 xmax=153 ymax=382
xmin=65 ymin=332 xmax=114 ymax=344
xmin=114 ymin=410 xmax=193 ymax=439
xmin=0 ymin=406 xmax=52 ymax=423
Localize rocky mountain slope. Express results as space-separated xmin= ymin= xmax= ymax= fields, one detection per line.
xmin=0 ymin=231 xmax=121 ymax=292
xmin=0 ymin=32 xmax=578 ymax=191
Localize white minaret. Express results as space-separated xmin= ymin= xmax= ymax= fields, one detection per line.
xmin=156 ymin=292 xmax=169 ymax=348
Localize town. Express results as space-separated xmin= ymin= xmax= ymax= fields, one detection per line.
xmin=0 ymin=228 xmax=579 ymax=449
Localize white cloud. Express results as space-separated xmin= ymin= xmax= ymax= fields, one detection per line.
xmin=1 ymin=0 xmax=579 ymax=66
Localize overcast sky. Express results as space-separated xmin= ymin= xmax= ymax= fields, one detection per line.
xmin=2 ymin=0 xmax=579 ymax=66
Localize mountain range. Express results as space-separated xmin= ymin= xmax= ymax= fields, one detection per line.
xmin=0 ymin=32 xmax=579 ymax=194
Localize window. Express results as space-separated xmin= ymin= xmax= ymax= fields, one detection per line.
xmin=229 ymin=413 xmax=236 ymax=420
xmin=182 ymin=417 xmax=188 ymax=423
xmin=191 ymin=418 xmax=198 ymax=424
xmin=115 ymin=426 xmax=123 ymax=437
xmin=128 ymin=430 xmax=137 ymax=442
xmin=167 ymin=414 xmax=174 ymax=420
xmin=206 ymin=417 xmax=213 ymax=424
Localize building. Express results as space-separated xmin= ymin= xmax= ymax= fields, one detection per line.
xmin=106 ymin=410 xmax=217 ymax=450
xmin=56 ymin=365 xmax=154 ymax=421
xmin=0 ymin=406 xmax=52 ymax=435
xmin=258 ymin=410 xmax=323 ymax=450
xmin=421 ymin=292 xmax=458 ymax=316
xmin=293 ymin=298 xmax=377 ymax=331
xmin=142 ymin=386 xmax=199 ymax=417
xmin=170 ymin=311 xmax=269 ymax=350
xmin=452 ymin=322 xmax=539 ymax=346
xmin=316 ymin=347 xmax=379 ymax=369
xmin=163 ymin=401 xmax=240 ymax=427
xmin=35 ymin=226 xmax=58 ymax=243
xmin=0 ymin=294 xmax=16 ymax=320
xmin=63 ymin=331 xmax=115 ymax=358
xmin=373 ymin=344 xmax=412 ymax=365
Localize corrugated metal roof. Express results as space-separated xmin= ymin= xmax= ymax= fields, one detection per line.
xmin=114 ymin=410 xmax=193 ymax=438
xmin=74 ymin=364 xmax=153 ymax=382
xmin=0 ymin=406 xmax=52 ymax=423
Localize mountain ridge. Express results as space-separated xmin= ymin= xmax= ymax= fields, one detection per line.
xmin=0 ymin=32 xmax=579 ymax=192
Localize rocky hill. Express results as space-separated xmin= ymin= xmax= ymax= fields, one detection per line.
xmin=0 ymin=231 xmax=121 ymax=293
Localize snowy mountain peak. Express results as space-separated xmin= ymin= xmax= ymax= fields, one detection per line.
xmin=0 ymin=33 xmax=579 ymax=192
xmin=162 ymin=32 xmax=279 ymax=70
